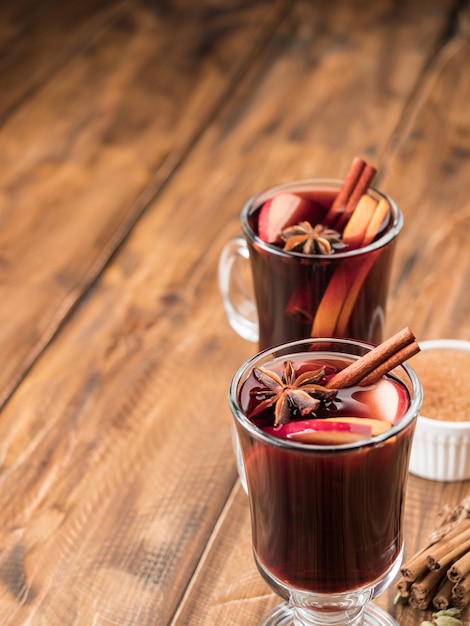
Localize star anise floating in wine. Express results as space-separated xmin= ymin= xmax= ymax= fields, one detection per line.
xmin=280 ymin=221 xmax=342 ymax=254
xmin=249 ymin=360 xmax=338 ymax=426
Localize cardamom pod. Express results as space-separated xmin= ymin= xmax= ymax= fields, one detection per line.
xmin=394 ymin=592 xmax=408 ymax=605
xmin=434 ymin=609 xmax=462 ymax=618
xmin=431 ymin=608 xmax=463 ymax=626
xmin=434 ymin=616 xmax=463 ymax=626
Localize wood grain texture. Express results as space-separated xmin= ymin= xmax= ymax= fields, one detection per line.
xmin=384 ymin=0 xmax=470 ymax=340
xmin=0 ymin=0 xmax=468 ymax=625
xmin=0 ymin=0 xmax=123 ymax=125
xmin=0 ymin=0 xmax=284 ymax=408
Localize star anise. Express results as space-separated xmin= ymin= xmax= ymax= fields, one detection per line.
xmin=281 ymin=221 xmax=342 ymax=254
xmin=249 ymin=360 xmax=338 ymax=426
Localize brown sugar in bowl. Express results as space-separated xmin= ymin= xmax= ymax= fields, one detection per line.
xmin=408 ymin=339 xmax=470 ymax=481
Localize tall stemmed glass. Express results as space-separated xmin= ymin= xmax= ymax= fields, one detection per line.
xmin=229 ymin=338 xmax=422 ymax=626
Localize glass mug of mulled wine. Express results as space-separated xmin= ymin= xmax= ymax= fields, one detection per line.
xmin=218 ymin=159 xmax=403 ymax=350
xmin=229 ymin=335 xmax=422 ymax=626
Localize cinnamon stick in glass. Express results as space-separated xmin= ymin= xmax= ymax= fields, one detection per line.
xmin=326 ymin=327 xmax=417 ymax=389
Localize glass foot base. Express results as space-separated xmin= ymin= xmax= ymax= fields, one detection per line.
xmin=260 ymin=601 xmax=398 ymax=626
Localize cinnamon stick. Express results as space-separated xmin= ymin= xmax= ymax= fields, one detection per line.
xmin=433 ymin=577 xmax=454 ymax=610
xmin=400 ymin=520 xmax=470 ymax=582
xmin=401 ymin=550 xmax=432 ymax=583
xmin=335 ymin=163 xmax=377 ymax=230
xmin=410 ymin=568 xmax=447 ymax=609
xmin=426 ymin=530 xmax=470 ymax=571
xmin=325 ymin=327 xmax=417 ymax=389
xmin=359 ymin=341 xmax=420 ymax=386
xmin=407 ymin=594 xmax=423 ymax=610
xmin=396 ymin=577 xmax=412 ymax=597
xmin=397 ymin=499 xmax=470 ymax=612
xmin=452 ymin=589 xmax=470 ymax=610
xmin=326 ymin=156 xmax=366 ymax=220
xmin=448 ymin=550 xmax=470 ymax=583
xmin=452 ymin=579 xmax=470 ymax=609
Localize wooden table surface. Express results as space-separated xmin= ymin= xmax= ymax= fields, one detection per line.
xmin=0 ymin=0 xmax=469 ymax=624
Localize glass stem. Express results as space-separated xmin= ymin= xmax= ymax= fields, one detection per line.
xmin=294 ymin=605 xmax=365 ymax=626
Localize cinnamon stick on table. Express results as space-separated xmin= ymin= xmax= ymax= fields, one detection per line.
xmin=426 ymin=531 xmax=470 ymax=571
xmin=397 ymin=499 xmax=470 ymax=611
xmin=452 ymin=576 xmax=470 ymax=609
xmin=396 ymin=577 xmax=412 ymax=597
xmin=448 ymin=549 xmax=470 ymax=583
xmin=401 ymin=547 xmax=434 ymax=583
xmin=400 ymin=520 xmax=470 ymax=582
xmin=408 ymin=568 xmax=447 ymax=610
xmin=433 ymin=577 xmax=454 ymax=610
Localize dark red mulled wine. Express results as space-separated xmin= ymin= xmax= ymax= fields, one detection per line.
xmin=245 ymin=187 xmax=397 ymax=350
xmin=236 ymin=353 xmax=415 ymax=594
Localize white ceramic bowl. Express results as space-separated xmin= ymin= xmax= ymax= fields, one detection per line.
xmin=408 ymin=339 xmax=470 ymax=482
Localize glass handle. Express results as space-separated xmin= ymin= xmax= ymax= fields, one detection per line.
xmin=218 ymin=235 xmax=258 ymax=343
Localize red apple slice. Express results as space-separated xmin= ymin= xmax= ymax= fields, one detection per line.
xmin=354 ymin=378 xmax=408 ymax=424
xmin=257 ymin=193 xmax=316 ymax=243
xmin=263 ymin=418 xmax=372 ymax=445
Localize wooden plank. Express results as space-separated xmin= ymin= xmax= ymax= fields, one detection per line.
xmin=0 ymin=214 xmax=252 ymax=623
xmin=0 ymin=0 xmax=127 ymax=124
xmin=0 ymin=0 xmax=286 ymax=407
xmin=172 ymin=484 xmax=277 ymax=626
xmin=384 ymin=1 xmax=470 ymax=341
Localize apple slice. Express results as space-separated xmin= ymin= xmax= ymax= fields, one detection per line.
xmin=362 ymin=197 xmax=391 ymax=246
xmin=333 ymin=252 xmax=379 ymax=337
xmin=323 ymin=416 xmax=391 ymax=436
xmin=354 ymin=378 xmax=408 ymax=424
xmin=264 ymin=418 xmax=372 ymax=445
xmin=257 ymin=193 xmax=316 ymax=243
xmin=310 ymin=254 xmax=377 ymax=338
xmin=342 ymin=194 xmax=378 ymax=249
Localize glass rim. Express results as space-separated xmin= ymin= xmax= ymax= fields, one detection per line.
xmin=228 ymin=336 xmax=423 ymax=452
xmin=240 ymin=177 xmax=403 ymax=260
